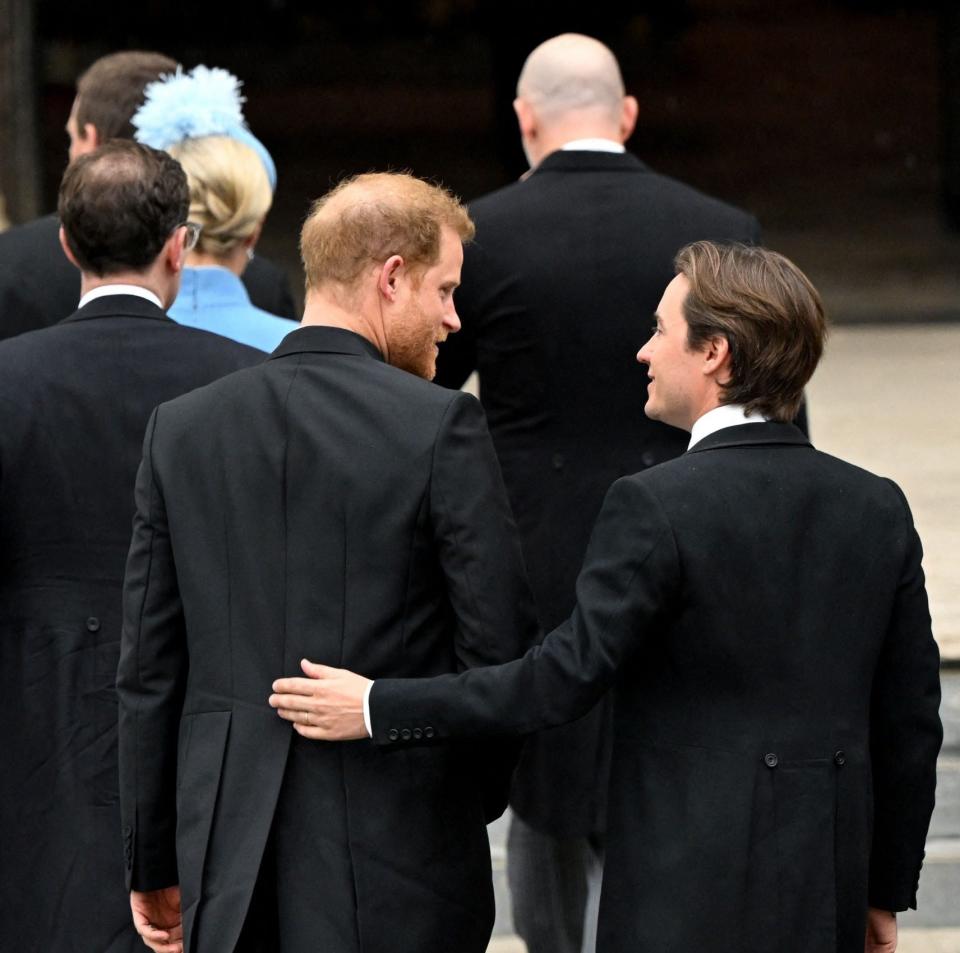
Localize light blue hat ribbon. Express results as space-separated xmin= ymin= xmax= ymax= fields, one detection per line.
xmin=132 ymin=65 xmax=277 ymax=190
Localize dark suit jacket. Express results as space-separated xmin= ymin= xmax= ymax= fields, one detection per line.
xmin=371 ymin=422 xmax=942 ymax=953
xmin=117 ymin=326 xmax=539 ymax=953
xmin=0 ymin=296 xmax=261 ymax=953
xmin=0 ymin=214 xmax=297 ymax=339
xmin=436 ymin=149 xmax=764 ymax=836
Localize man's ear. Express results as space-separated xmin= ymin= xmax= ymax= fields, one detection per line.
xmin=513 ymin=97 xmax=537 ymax=143
xmin=84 ymin=124 xmax=101 ymax=150
xmin=163 ymin=226 xmax=187 ymax=275
xmin=620 ymin=95 xmax=639 ymax=143
xmin=702 ymin=334 xmax=732 ymax=382
xmin=58 ymin=226 xmax=80 ymax=270
xmin=377 ymin=254 xmax=405 ymax=301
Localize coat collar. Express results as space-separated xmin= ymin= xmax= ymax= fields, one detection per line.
xmin=60 ymin=294 xmax=172 ymax=325
xmin=686 ymin=421 xmax=811 ymax=454
xmin=533 ymin=150 xmax=649 ymax=176
xmin=267 ymin=325 xmax=384 ymax=362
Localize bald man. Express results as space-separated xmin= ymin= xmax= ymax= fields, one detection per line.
xmin=433 ymin=33 xmax=767 ymax=953
xmin=117 ymin=172 xmax=538 ymax=953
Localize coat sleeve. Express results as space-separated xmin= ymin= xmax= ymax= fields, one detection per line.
xmin=371 ymin=475 xmax=679 ymax=744
xmin=867 ymin=481 xmax=943 ymax=911
xmin=427 ymin=391 xmax=539 ymax=817
xmin=117 ymin=407 xmax=188 ymax=892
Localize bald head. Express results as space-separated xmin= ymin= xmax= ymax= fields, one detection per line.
xmin=300 ymin=172 xmax=474 ymax=295
xmin=518 ymin=34 xmax=625 ymax=123
xmin=513 ymin=34 xmax=637 ymax=166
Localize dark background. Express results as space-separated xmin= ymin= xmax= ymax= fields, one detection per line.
xmin=12 ymin=0 xmax=960 ymax=320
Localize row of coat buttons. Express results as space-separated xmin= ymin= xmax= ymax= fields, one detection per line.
xmin=763 ymin=750 xmax=846 ymax=768
xmin=386 ymin=726 xmax=435 ymax=742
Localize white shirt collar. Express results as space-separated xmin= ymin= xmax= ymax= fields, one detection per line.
xmin=561 ymin=138 xmax=625 ymax=154
xmin=78 ymin=284 xmax=164 ymax=310
xmin=687 ymin=404 xmax=768 ymax=450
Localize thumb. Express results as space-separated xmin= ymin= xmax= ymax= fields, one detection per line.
xmin=300 ymin=657 xmax=331 ymax=678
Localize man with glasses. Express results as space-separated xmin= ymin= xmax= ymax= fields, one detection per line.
xmin=0 ymin=140 xmax=261 ymax=953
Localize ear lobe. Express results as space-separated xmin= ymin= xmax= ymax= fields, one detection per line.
xmin=58 ymin=226 xmax=80 ymax=270
xmin=84 ymin=124 xmax=100 ymax=150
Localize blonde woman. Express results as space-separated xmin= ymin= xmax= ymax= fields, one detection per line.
xmin=134 ymin=66 xmax=294 ymax=351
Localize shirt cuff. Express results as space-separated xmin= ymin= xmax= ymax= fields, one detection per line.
xmin=362 ymin=681 xmax=374 ymax=738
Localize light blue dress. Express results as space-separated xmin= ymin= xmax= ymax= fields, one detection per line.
xmin=169 ymin=266 xmax=295 ymax=352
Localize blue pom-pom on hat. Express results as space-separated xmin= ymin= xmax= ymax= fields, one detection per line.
xmin=133 ymin=65 xmax=276 ymax=190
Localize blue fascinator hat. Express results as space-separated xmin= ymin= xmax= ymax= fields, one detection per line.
xmin=132 ymin=65 xmax=277 ymax=190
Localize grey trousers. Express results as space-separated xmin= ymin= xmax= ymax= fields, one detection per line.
xmin=506 ymin=814 xmax=603 ymax=953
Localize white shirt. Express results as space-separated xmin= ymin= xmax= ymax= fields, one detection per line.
xmin=561 ymin=138 xmax=625 ymax=154
xmin=78 ymin=284 xmax=163 ymax=310
xmin=687 ymin=404 xmax=768 ymax=450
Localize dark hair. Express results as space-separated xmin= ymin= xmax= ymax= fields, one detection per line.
xmin=75 ymin=51 xmax=178 ymax=141
xmin=58 ymin=140 xmax=189 ymax=276
xmin=675 ymin=242 xmax=826 ymax=421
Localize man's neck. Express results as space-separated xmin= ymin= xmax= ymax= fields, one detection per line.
xmin=300 ymin=292 xmax=386 ymax=357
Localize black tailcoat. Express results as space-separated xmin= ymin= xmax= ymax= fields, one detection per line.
xmin=0 ymin=296 xmax=261 ymax=953
xmin=436 ymin=149 xmax=764 ymax=836
xmin=0 ymin=214 xmax=297 ymax=339
xmin=117 ymin=327 xmax=539 ymax=953
xmin=371 ymin=423 xmax=942 ymax=953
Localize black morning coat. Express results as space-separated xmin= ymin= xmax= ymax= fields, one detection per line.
xmin=435 ymin=149 xmax=769 ymax=838
xmin=371 ymin=422 xmax=943 ymax=953
xmin=0 ymin=213 xmax=298 ymax=340
xmin=117 ymin=327 xmax=539 ymax=953
xmin=0 ymin=296 xmax=262 ymax=953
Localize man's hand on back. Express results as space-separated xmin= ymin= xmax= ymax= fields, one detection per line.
xmin=269 ymin=658 xmax=371 ymax=740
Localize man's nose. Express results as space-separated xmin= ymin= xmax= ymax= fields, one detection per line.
xmin=443 ymin=306 xmax=461 ymax=333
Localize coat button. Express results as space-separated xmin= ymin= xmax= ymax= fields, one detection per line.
xmin=387 ymin=728 xmax=399 ymax=742
xmin=400 ymin=728 xmax=412 ymax=741
xmin=763 ymin=752 xmax=779 ymax=768
xmin=413 ymin=728 xmax=423 ymax=740
xmin=86 ymin=616 xmax=100 ymax=633
xmin=551 ymin=453 xmax=564 ymax=471
xmin=641 ymin=451 xmax=657 ymax=467
xmin=834 ymin=750 xmax=846 ymax=766
xmin=424 ymin=726 xmax=435 ymax=739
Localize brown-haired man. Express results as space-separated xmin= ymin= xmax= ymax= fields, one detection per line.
xmin=117 ymin=172 xmax=537 ymax=953
xmin=271 ymin=242 xmax=943 ymax=953
xmin=0 ymin=140 xmax=261 ymax=953
xmin=0 ymin=51 xmax=294 ymax=339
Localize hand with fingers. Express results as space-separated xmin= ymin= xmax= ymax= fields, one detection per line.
xmin=269 ymin=658 xmax=372 ymax=740
xmin=130 ymin=886 xmax=183 ymax=953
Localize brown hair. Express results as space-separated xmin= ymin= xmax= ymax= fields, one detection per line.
xmin=675 ymin=242 xmax=826 ymax=421
xmin=58 ymin=140 xmax=188 ymax=276
xmin=300 ymin=172 xmax=474 ymax=295
xmin=75 ymin=51 xmax=178 ymax=141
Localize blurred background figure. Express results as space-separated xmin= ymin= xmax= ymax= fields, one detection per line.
xmin=0 ymin=50 xmax=295 ymax=342
xmin=134 ymin=65 xmax=295 ymax=351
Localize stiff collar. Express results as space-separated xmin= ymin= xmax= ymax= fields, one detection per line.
xmin=78 ymin=284 xmax=163 ymax=310
xmin=267 ymin=325 xmax=384 ymax=362
xmin=560 ymin=138 xmax=625 ymax=154
xmin=686 ymin=421 xmax=811 ymax=454
xmin=61 ymin=293 xmax=171 ymax=325
xmin=533 ymin=150 xmax=647 ymax=176
xmin=688 ymin=404 xmax=767 ymax=449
